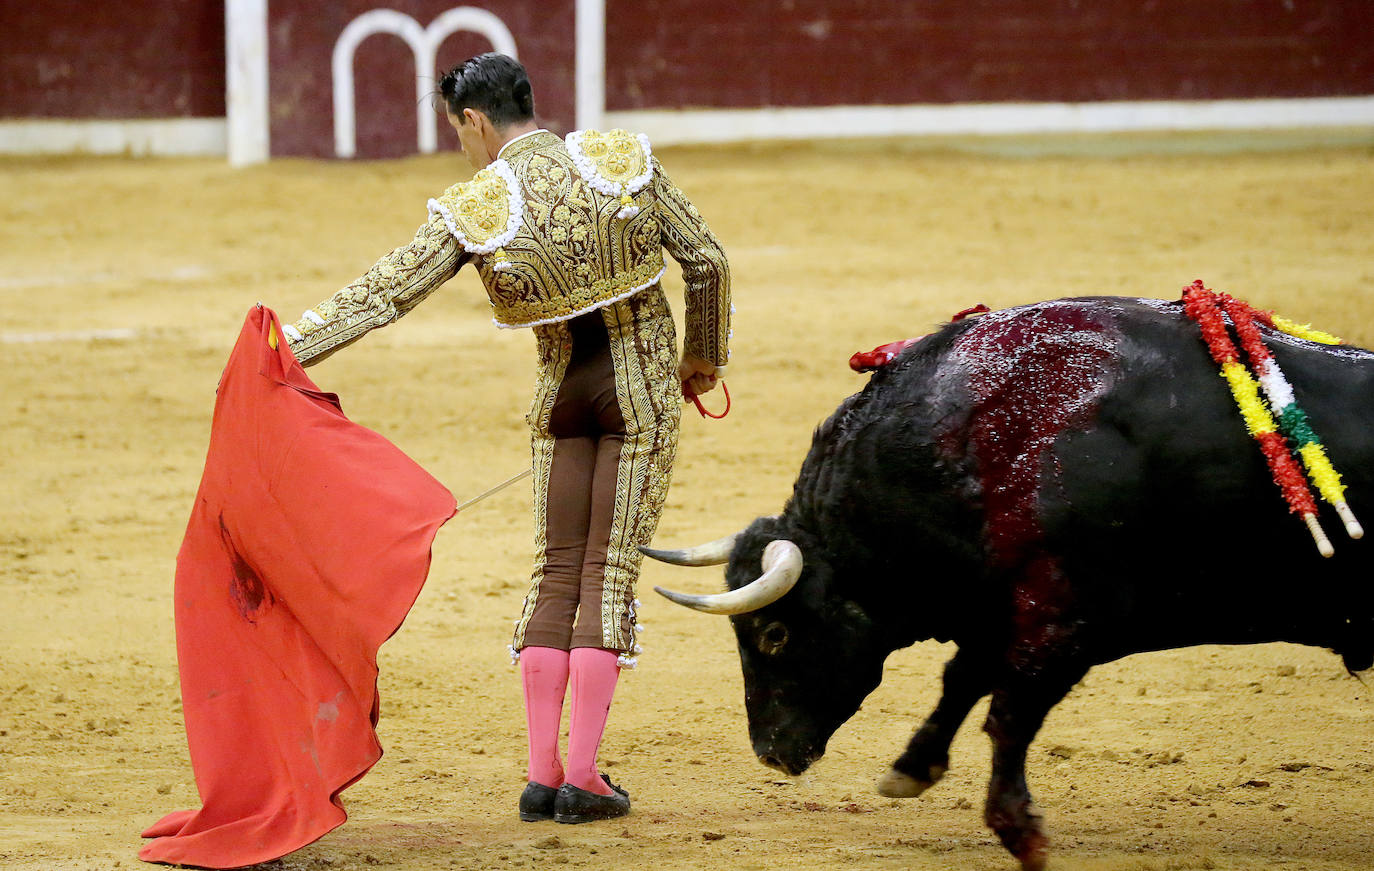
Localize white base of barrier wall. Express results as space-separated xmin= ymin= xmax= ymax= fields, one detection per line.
xmin=608 ymin=96 xmax=1374 ymax=146
xmin=0 ymin=118 xmax=227 ymax=157
xmin=2 ymin=96 xmax=1370 ymax=158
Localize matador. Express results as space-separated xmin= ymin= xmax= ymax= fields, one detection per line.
xmin=280 ymin=53 xmax=730 ymax=824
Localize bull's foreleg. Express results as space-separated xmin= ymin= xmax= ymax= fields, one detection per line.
xmin=878 ymin=646 xmax=992 ymax=798
xmin=982 ymin=665 xmax=1085 ymax=871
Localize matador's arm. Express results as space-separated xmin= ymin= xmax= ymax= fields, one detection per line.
xmin=653 ymin=157 xmax=731 ymax=368
xmin=284 ymin=213 xmax=470 ymax=366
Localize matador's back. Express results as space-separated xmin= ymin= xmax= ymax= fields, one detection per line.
xmin=285 ymin=128 xmax=730 ymax=368
xmin=431 ymin=129 xmax=679 ymax=330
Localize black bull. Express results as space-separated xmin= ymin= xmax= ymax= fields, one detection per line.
xmin=643 ymin=297 xmax=1374 ymax=871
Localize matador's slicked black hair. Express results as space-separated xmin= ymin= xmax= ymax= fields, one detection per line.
xmin=438 ymin=52 xmax=535 ymax=128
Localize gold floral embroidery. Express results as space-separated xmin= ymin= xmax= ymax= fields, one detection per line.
xmin=566 ymin=129 xmax=654 ymax=219
xmin=653 ymin=157 xmax=731 ymax=366
xmin=429 ymin=163 xmax=521 ymax=253
xmin=286 ymin=215 xmax=463 ymax=365
xmin=286 ymin=129 xmax=728 ymax=369
xmin=456 ymin=181 xmax=507 ymax=240
xmin=579 ymin=129 xmax=649 ymax=186
xmin=491 ymin=258 xmax=666 ymax=327
xmin=598 ymin=291 xmax=681 ymax=650
xmin=461 ymin=132 xmax=671 ymax=329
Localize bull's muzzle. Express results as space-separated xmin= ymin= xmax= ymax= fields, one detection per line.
xmin=756 ymin=744 xmax=821 ymax=777
xmin=758 ymin=753 xmax=789 ymax=773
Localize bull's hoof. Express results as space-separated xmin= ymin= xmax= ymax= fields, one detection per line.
xmin=1015 ymin=831 xmax=1050 ymax=871
xmin=988 ymin=799 xmax=1048 ymax=870
xmin=876 ymin=764 xmax=945 ymax=798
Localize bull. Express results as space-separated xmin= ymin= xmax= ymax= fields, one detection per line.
xmin=642 ymin=296 xmax=1374 ymax=870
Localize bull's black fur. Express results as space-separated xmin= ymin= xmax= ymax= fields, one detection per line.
xmin=711 ymin=297 xmax=1374 ymax=869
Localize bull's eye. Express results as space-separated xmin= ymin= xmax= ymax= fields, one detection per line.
xmin=757 ymin=621 xmax=789 ymax=655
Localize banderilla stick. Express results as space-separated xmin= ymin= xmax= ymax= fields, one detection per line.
xmin=457 ymin=468 xmax=532 ymax=512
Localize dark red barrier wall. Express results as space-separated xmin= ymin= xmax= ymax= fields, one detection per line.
xmin=0 ymin=0 xmax=225 ymax=118
xmin=267 ymin=1 xmax=575 ymax=158
xmin=2 ymin=1 xmax=1371 ymax=154
xmin=606 ymin=0 xmax=1374 ymax=110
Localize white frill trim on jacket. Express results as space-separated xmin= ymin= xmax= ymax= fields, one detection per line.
xmin=427 ymin=159 xmax=525 ymax=271
xmin=564 ymin=131 xmax=655 ymax=219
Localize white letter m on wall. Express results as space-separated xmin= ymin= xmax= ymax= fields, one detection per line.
xmin=332 ymin=6 xmax=518 ymax=158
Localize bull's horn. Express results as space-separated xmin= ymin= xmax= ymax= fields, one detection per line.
xmin=638 ymin=532 xmax=740 ymax=567
xmin=654 ymin=539 xmax=802 ymax=615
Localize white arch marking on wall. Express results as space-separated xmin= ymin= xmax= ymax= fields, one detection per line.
xmin=332 ymin=7 xmax=518 ymax=159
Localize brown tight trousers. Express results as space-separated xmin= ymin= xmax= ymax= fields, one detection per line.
xmin=520 ymin=312 xmax=629 ymax=651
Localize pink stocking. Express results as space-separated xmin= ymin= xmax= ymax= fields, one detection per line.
xmin=565 ymin=647 xmax=621 ymax=795
xmin=519 ymin=646 xmax=569 ymax=787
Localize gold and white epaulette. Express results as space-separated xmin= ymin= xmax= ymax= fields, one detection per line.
xmin=427 ymin=160 xmax=525 ymax=270
xmin=564 ymin=128 xmax=654 ymax=218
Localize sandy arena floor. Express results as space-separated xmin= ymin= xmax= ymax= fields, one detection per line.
xmin=2 ymin=134 xmax=1373 ymax=871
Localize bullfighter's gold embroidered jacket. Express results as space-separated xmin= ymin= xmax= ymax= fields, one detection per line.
xmin=283 ymin=129 xmax=731 ymax=367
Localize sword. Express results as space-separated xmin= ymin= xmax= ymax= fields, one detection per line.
xmin=457 ymin=468 xmax=532 ymax=512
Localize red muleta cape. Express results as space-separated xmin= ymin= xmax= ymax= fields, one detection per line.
xmin=140 ymin=306 xmax=456 ymax=868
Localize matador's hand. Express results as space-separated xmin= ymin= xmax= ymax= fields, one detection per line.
xmin=678 ymin=354 xmax=719 ymax=397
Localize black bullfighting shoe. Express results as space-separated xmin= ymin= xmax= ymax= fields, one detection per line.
xmin=553 ymin=782 xmax=631 ymax=824
xmin=518 ymin=781 xmax=558 ymax=822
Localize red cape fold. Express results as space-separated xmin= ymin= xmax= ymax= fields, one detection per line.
xmin=139 ymin=306 xmax=456 ymax=868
